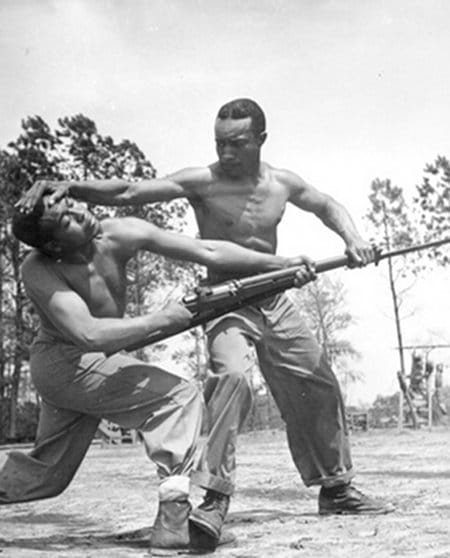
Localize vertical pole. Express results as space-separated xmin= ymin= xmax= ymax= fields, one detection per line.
xmin=398 ymin=387 xmax=404 ymax=431
xmin=427 ymin=369 xmax=433 ymax=430
xmin=423 ymin=350 xmax=433 ymax=430
xmin=381 ymin=206 xmax=409 ymax=430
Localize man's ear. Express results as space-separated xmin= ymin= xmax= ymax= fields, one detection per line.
xmin=258 ymin=131 xmax=267 ymax=147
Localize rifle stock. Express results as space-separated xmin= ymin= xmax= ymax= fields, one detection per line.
xmin=122 ymin=237 xmax=449 ymax=353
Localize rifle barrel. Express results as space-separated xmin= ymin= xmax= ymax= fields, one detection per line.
xmin=377 ymin=237 xmax=450 ymax=261
xmin=120 ymin=237 xmax=450 ymax=354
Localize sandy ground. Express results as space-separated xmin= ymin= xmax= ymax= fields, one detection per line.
xmin=0 ymin=427 xmax=449 ymax=558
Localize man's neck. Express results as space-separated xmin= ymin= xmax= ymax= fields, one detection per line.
xmin=242 ymin=161 xmax=265 ymax=185
xmin=220 ymin=160 xmax=264 ymax=183
xmin=60 ymin=240 xmax=96 ymax=264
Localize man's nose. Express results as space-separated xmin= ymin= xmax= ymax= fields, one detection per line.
xmin=71 ymin=206 xmax=85 ymax=221
xmin=221 ymin=145 xmax=236 ymax=159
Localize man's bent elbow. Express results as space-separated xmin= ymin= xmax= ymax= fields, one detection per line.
xmin=72 ymin=329 xmax=107 ymax=353
xmin=196 ymin=244 xmax=223 ymax=269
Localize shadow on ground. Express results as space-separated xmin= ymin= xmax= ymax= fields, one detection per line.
xmin=0 ymin=528 xmax=151 ymax=552
xmin=361 ymin=469 xmax=450 ymax=479
xmin=0 ymin=510 xmax=297 ymax=554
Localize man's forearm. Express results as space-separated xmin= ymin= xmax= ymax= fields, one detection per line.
xmin=75 ymin=310 xmax=178 ymax=354
xmin=68 ymin=179 xmax=135 ymax=206
xmin=204 ymin=241 xmax=293 ymax=273
xmin=318 ymin=200 xmax=363 ymax=245
xmin=67 ymin=175 xmax=187 ymax=206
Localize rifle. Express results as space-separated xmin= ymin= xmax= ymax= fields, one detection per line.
xmin=123 ymin=237 xmax=450 ymax=353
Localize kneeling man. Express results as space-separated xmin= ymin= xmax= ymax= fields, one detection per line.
xmin=0 ymin=193 xmax=314 ymax=552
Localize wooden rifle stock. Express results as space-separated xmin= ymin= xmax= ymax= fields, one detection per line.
xmin=122 ymin=237 xmax=450 ymax=353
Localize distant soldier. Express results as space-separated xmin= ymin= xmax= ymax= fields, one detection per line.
xmin=410 ymin=352 xmax=425 ymax=395
xmin=434 ymin=363 xmax=447 ymax=415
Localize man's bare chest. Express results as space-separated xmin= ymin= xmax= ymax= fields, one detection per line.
xmin=197 ymin=186 xmax=287 ymax=233
xmin=56 ymin=256 xmax=126 ymax=316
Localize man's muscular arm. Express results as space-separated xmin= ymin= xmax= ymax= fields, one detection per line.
xmin=109 ymin=217 xmax=314 ymax=274
xmin=282 ymin=169 xmax=374 ymax=265
xmin=17 ymin=167 xmax=209 ymax=213
xmin=22 ymin=256 xmax=192 ymax=354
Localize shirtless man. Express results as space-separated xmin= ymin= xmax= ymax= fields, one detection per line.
xmin=21 ymin=97 xmax=393 ymax=548
xmin=4 ymin=192 xmax=314 ymax=553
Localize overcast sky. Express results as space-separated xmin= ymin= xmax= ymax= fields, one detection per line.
xmin=1 ymin=0 xmax=449 ymax=403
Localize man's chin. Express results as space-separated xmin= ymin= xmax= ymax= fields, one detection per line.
xmin=220 ymin=165 xmax=241 ymax=178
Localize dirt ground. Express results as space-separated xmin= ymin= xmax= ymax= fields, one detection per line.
xmin=0 ymin=427 xmax=449 ymax=558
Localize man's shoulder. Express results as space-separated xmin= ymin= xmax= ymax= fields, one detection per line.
xmin=169 ymin=165 xmax=215 ymax=187
xmin=100 ymin=215 xmax=148 ymax=234
xmin=22 ymin=249 xmax=50 ymax=272
xmin=264 ymin=163 xmax=299 ymax=183
xmin=257 ymin=163 xmax=300 ymax=195
xmin=98 ymin=216 xmax=121 ymax=231
xmin=21 ymin=250 xmax=57 ymax=288
xmin=263 ymin=163 xmax=312 ymax=195
xmin=92 ymin=217 xmax=132 ymax=248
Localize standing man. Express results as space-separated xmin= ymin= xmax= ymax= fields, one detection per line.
xmin=5 ymin=191 xmax=314 ymax=553
xmin=21 ymin=97 xmax=393 ymax=550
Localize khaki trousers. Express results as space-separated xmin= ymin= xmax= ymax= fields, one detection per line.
xmin=0 ymin=340 xmax=202 ymax=504
xmin=192 ymin=293 xmax=354 ymax=495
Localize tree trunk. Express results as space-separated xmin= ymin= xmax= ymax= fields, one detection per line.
xmin=133 ymin=253 xmax=147 ymax=362
xmin=9 ymin=238 xmax=24 ymax=440
xmin=8 ymin=359 xmax=21 ymax=440
xmin=312 ymin=283 xmax=331 ymax=362
xmin=0 ymin=224 xmax=5 ymax=402
xmin=382 ymin=211 xmax=418 ymax=429
xmin=193 ymin=326 xmax=208 ymax=384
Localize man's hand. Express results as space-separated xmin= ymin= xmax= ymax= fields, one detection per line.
xmin=345 ymin=239 xmax=377 ymax=267
xmin=284 ymin=255 xmax=316 ymax=287
xmin=161 ymin=301 xmax=194 ymax=332
xmin=15 ymin=180 xmax=70 ymax=214
xmin=286 ymin=254 xmax=315 ymax=270
xmin=293 ymin=264 xmax=316 ymax=288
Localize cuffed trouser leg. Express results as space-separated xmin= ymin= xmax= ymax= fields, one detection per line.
xmin=0 ymin=348 xmax=203 ymax=504
xmin=194 ymin=295 xmax=354 ymax=491
xmin=191 ymin=321 xmax=253 ymax=496
xmin=257 ymin=295 xmax=353 ymax=487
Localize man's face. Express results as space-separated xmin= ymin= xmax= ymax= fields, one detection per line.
xmin=41 ymin=196 xmax=101 ymax=254
xmin=214 ymin=117 xmax=265 ymax=177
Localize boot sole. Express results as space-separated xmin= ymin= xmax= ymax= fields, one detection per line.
xmin=189 ymin=515 xmax=220 ymax=540
xmin=151 ymin=548 xmax=191 ymax=557
xmin=189 ymin=518 xmax=236 ymax=553
xmin=319 ymin=507 xmax=395 ymax=515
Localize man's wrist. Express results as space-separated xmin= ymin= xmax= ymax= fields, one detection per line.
xmin=66 ymin=181 xmax=81 ymax=198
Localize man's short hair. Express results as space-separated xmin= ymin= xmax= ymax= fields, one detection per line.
xmin=217 ymin=98 xmax=266 ymax=136
xmin=12 ymin=198 xmax=55 ymax=252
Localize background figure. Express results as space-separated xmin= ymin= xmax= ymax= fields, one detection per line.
xmin=434 ymin=363 xmax=447 ymax=415
xmin=410 ymin=352 xmax=426 ymax=395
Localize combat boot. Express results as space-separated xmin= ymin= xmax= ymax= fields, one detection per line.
xmin=150 ymin=499 xmax=191 ymax=552
xmin=319 ymin=483 xmax=395 ymax=515
xmin=189 ymin=489 xmax=230 ymax=552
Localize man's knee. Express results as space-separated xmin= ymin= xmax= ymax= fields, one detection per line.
xmin=204 ymin=366 xmax=253 ymax=409
xmin=230 ymin=370 xmax=253 ymax=399
xmin=42 ymin=477 xmax=72 ymax=500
